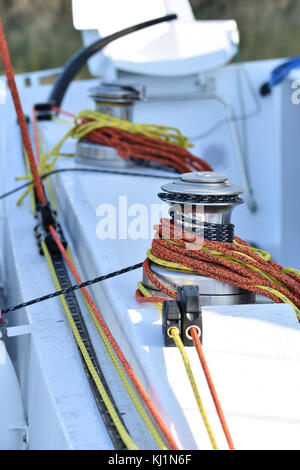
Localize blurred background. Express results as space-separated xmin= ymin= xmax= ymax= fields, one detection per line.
xmin=0 ymin=0 xmax=300 ymax=74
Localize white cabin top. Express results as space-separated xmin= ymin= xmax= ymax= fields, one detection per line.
xmin=71 ymin=0 xmax=239 ymax=77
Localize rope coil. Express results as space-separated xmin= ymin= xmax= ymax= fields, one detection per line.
xmin=137 ymin=219 xmax=300 ymax=318
xmin=38 ymin=109 xmax=212 ymax=176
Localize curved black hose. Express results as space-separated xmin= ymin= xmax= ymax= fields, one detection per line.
xmin=48 ymin=14 xmax=177 ymax=108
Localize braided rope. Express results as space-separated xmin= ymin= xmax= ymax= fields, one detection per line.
xmin=0 ymin=19 xmax=47 ymax=205
xmin=137 ymin=219 xmax=300 ymax=319
xmin=38 ymin=110 xmax=212 ymax=176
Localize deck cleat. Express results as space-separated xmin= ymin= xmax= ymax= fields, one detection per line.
xmin=162 ymin=285 xmax=203 ymax=348
xmin=143 ymin=171 xmax=256 ymax=306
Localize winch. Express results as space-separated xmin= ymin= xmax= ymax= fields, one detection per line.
xmin=143 ymin=171 xmax=256 ymax=306
xmin=75 ymin=81 xmax=144 ymax=168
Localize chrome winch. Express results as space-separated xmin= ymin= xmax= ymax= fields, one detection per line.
xmin=143 ymin=171 xmax=256 ymax=306
xmin=89 ymin=81 xmax=145 ymax=120
xmin=75 ymin=81 xmax=144 ymax=168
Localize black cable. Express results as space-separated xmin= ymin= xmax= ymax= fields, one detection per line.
xmin=0 ymin=181 xmax=35 ymax=200
xmin=1 ymin=261 xmax=143 ymax=315
xmin=0 ymin=167 xmax=175 ymax=201
xmin=44 ymin=167 xmax=176 ymax=180
xmin=48 ymin=14 xmax=177 ymax=108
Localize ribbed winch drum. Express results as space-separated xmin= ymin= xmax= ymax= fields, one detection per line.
xmin=89 ymin=81 xmax=145 ymax=120
xmin=143 ymin=171 xmax=256 ymax=306
xmin=75 ymin=81 xmax=144 ymax=168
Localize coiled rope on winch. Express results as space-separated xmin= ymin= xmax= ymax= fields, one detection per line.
xmin=136 ymin=215 xmax=300 ymax=448
xmin=137 ymin=219 xmax=300 ymax=320
xmin=38 ymin=109 xmax=212 ymax=176
xmin=66 ymin=109 xmax=193 ymax=148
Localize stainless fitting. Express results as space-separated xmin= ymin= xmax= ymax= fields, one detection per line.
xmin=143 ymin=171 xmax=256 ymax=306
xmin=76 ymin=81 xmax=145 ymax=168
xmin=159 ymin=171 xmax=244 ymax=236
xmin=89 ymin=81 xmax=145 ymax=121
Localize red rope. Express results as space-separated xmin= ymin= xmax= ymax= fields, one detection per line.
xmin=50 ymin=106 xmax=213 ymax=174
xmin=48 ymin=224 xmax=179 ymax=450
xmin=139 ymin=219 xmax=300 ymax=310
xmin=83 ymin=125 xmax=213 ymax=173
xmin=136 ymin=221 xmax=300 ymax=449
xmin=0 ymin=20 xmax=178 ymax=450
xmin=0 ymin=18 xmax=46 ymax=205
xmin=32 ymin=106 xmax=41 ymax=165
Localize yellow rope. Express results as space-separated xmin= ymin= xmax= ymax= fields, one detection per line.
xmin=254 ymin=285 xmax=300 ymax=318
xmin=26 ymin=124 xmax=168 ymax=450
xmin=41 ymin=240 xmax=138 ymax=450
xmin=281 ymin=267 xmax=300 ymax=277
xmin=65 ymin=249 xmax=168 ymax=450
xmin=135 ymin=283 xmax=218 ymax=449
xmin=17 ymin=109 xmax=192 ymax=204
xmin=137 ymin=281 xmax=163 ymax=316
xmin=73 ymin=109 xmax=192 ymax=148
xmin=38 ymin=109 xmax=192 ymax=174
xmin=26 ymin=113 xmax=196 ymax=450
xmin=169 ymin=327 xmax=218 ymax=450
xmin=22 ymin=149 xmax=36 ymax=215
xmin=145 ymin=247 xmax=300 ymax=319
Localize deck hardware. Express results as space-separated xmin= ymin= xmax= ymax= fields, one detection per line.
xmin=33 ymin=102 xmax=54 ymax=121
xmin=144 ymin=171 xmax=255 ymax=306
xmin=162 ymin=300 xmax=181 ymax=347
xmin=89 ymin=81 xmax=145 ymax=121
xmin=76 ymin=81 xmax=145 ymax=168
xmin=34 ymin=203 xmax=67 ymax=256
xmin=177 ymin=285 xmax=202 ymax=347
xmin=162 ymin=285 xmax=202 ymax=347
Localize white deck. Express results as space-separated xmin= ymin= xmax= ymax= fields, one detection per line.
xmin=0 ymin=61 xmax=300 ymax=450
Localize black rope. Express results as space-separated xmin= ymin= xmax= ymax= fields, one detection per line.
xmin=49 ymin=253 xmax=129 ymax=450
xmin=0 ymin=167 xmax=175 ymax=201
xmin=170 ymin=211 xmax=235 ymax=243
xmin=1 ymin=261 xmax=143 ymax=315
xmin=0 ymin=181 xmax=35 ymax=200
xmin=195 ymin=222 xmax=234 ymax=243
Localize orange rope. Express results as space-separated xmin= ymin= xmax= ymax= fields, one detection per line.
xmin=140 ymin=219 xmax=300 ymax=309
xmin=50 ymin=105 xmax=212 ymax=174
xmin=83 ymin=125 xmax=213 ymax=173
xmin=0 ymin=21 xmax=178 ymax=449
xmin=0 ymin=18 xmax=46 ymax=205
xmin=32 ymin=106 xmax=41 ymax=164
xmin=137 ymin=219 xmax=300 ymax=447
xmin=48 ymin=224 xmax=179 ymax=450
xmin=190 ymin=327 xmax=235 ymax=450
